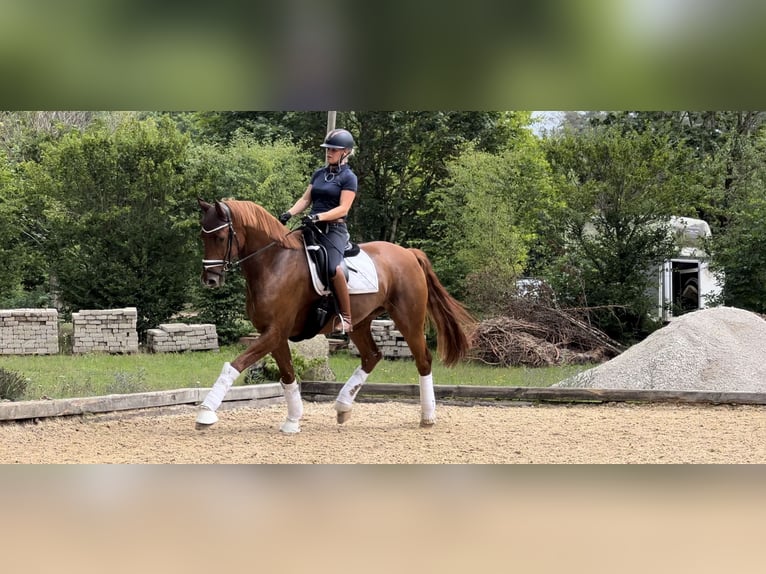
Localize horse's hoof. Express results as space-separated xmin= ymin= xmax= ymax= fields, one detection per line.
xmin=335 ymin=401 xmax=352 ymax=424
xmin=335 ymin=400 xmax=352 ymax=412
xmin=280 ymin=418 xmax=301 ymax=434
xmin=420 ymin=417 xmax=436 ymax=428
xmin=195 ymin=406 xmax=218 ymax=428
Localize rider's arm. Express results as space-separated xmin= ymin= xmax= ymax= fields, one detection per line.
xmin=287 ymin=185 xmax=313 ymax=216
xmin=315 ymin=190 xmax=355 ymax=222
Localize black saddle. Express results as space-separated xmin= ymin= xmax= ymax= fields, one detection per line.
xmin=288 ymin=223 xmax=360 ymax=343
xmin=301 ymin=222 xmax=360 ymax=288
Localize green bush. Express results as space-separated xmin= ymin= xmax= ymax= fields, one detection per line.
xmin=244 ymin=349 xmax=329 ymax=384
xmin=0 ymin=367 xmax=28 ymax=401
xmin=189 ymin=273 xmax=252 ymax=345
xmin=27 ymin=116 xmax=197 ymax=339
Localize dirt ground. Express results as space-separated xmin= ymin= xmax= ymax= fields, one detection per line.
xmin=1 ymin=398 xmax=764 ymax=463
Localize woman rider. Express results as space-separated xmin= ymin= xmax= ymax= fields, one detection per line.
xmin=279 ymin=128 xmax=357 ymax=333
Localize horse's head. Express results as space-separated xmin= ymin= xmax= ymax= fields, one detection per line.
xmin=198 ymin=198 xmax=239 ymax=287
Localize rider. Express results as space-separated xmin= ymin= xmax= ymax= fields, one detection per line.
xmin=279 ymin=128 xmax=357 ymax=333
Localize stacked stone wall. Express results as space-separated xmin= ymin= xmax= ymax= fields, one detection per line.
xmin=146 ymin=323 xmax=219 ymax=353
xmin=72 ymin=307 xmax=139 ymax=354
xmin=0 ymin=308 xmax=59 ymax=355
xmin=349 ymin=319 xmax=413 ymax=359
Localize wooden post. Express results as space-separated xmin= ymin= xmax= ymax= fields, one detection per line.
xmin=326 ymin=111 xmax=336 ymax=134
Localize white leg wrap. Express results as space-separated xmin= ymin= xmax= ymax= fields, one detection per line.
xmin=419 ymin=372 xmax=436 ymax=424
xmin=281 ymin=380 xmax=303 ymax=421
xmin=337 ymin=366 xmax=369 ymax=406
xmin=280 ymin=380 xmax=302 ymax=434
xmin=201 ymin=362 xmax=241 ymax=412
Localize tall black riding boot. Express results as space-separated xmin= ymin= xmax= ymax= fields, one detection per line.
xmin=330 ymin=271 xmax=353 ymax=334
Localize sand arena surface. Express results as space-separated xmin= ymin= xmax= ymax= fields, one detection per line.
xmin=1 ymin=399 xmax=764 ymax=463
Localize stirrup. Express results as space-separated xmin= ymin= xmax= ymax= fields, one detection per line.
xmin=333 ymin=313 xmax=353 ymax=335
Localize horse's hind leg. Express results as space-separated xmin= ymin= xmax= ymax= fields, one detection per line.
xmin=334 ymin=316 xmax=382 ymax=424
xmin=388 ymin=305 xmax=436 ymax=427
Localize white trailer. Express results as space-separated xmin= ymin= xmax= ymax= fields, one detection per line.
xmin=658 ymin=217 xmax=723 ymax=321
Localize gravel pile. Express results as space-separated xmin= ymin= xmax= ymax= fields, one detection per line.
xmin=554 ymin=306 xmax=766 ymax=392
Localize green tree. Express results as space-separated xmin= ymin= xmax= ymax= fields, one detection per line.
xmin=0 ymin=153 xmax=23 ymax=300
xmin=0 ymin=111 xmax=131 ymax=163
xmin=347 ymin=111 xmax=521 ymax=245
xmin=708 ymin=132 xmax=766 ymax=312
xmin=541 ymin=124 xmax=691 ymax=342
xmin=186 ymin=111 xmax=327 ymax=150
xmin=588 ymin=111 xmax=766 ymax=228
xmin=586 ymin=111 xmax=766 ymax=317
xmin=185 ymin=134 xmax=312 ymax=211
xmin=181 ymin=111 xmax=519 ymax=247
xmin=423 ymin=131 xmax=558 ymax=314
xmin=0 ymin=151 xmax=50 ymax=306
xmin=25 ymin=116 xmax=195 ymax=336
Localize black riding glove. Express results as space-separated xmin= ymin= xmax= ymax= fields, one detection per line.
xmin=302 ymin=214 xmax=320 ymax=225
xmin=278 ymin=212 xmax=292 ymax=225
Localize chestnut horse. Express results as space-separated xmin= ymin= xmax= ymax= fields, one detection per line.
xmin=195 ymin=199 xmax=474 ymax=433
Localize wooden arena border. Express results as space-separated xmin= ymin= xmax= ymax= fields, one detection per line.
xmin=300 ymin=382 xmax=766 ymax=407
xmin=0 ymin=383 xmax=285 ymax=422
xmin=1 ymin=381 xmax=764 ymax=423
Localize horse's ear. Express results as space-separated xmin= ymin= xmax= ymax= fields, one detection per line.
xmin=198 ymin=198 xmax=212 ymax=212
xmin=214 ymin=201 xmax=227 ymax=219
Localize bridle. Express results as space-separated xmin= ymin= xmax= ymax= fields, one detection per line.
xmin=201 ymin=202 xmax=237 ymax=277
xmin=200 ymin=201 xmax=291 ymax=277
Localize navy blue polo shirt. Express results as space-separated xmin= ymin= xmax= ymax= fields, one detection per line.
xmin=309 ymin=164 xmax=358 ymax=215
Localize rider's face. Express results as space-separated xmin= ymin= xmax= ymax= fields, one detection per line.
xmin=326 ymin=148 xmax=344 ymax=164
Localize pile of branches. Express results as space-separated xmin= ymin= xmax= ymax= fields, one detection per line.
xmin=469 ymin=298 xmax=625 ymax=368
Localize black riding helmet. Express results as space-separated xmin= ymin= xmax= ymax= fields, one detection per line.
xmin=320 ymin=129 xmax=355 ymax=150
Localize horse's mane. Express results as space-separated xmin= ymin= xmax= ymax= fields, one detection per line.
xmin=225 ymin=199 xmax=302 ymax=250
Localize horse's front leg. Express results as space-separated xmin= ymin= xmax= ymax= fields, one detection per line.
xmin=269 ymin=340 xmax=303 ymax=434
xmin=195 ymin=330 xmax=290 ymax=430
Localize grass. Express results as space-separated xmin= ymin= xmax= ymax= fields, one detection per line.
xmin=1 ymin=347 xmax=235 ymax=400
xmin=328 ymin=351 xmax=592 ymax=387
xmin=0 ymin=346 xmax=594 ymax=401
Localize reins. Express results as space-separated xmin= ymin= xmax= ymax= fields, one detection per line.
xmin=229 ymin=228 xmax=301 ymax=270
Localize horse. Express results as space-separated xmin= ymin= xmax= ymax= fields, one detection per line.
xmin=195 ymin=198 xmax=475 ymax=433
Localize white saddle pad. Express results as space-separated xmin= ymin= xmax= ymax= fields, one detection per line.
xmin=304 ymin=244 xmax=379 ymax=296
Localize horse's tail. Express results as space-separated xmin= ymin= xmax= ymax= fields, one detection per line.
xmin=409 ymin=248 xmax=476 ymax=367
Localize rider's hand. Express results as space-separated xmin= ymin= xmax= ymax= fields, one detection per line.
xmin=302 ymin=214 xmax=320 ymax=225
xmin=278 ymin=212 xmax=292 ymax=225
